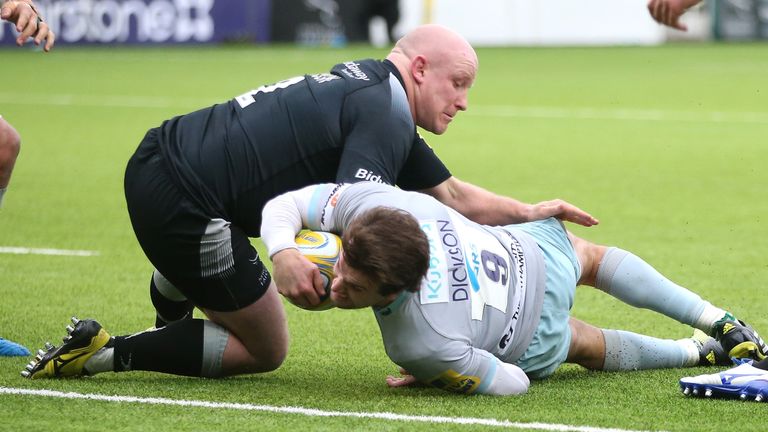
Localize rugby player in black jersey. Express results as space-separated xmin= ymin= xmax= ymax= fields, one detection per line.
xmin=23 ymin=25 xmax=597 ymax=380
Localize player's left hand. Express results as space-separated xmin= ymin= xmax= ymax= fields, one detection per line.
xmin=529 ymin=199 xmax=599 ymax=227
xmin=385 ymin=367 xmax=418 ymax=388
xmin=0 ymin=0 xmax=55 ymax=51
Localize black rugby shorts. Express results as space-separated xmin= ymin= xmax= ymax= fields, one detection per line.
xmin=124 ymin=129 xmax=270 ymax=311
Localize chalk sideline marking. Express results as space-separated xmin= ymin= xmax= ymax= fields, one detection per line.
xmin=0 ymin=387 xmax=663 ymax=432
xmin=0 ymin=247 xmax=100 ymax=257
xmin=1 ymin=92 xmax=766 ymax=125
xmin=468 ymin=105 xmax=768 ymax=125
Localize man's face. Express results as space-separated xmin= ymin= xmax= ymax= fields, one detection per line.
xmin=330 ymin=252 xmax=393 ymax=309
xmin=415 ymin=55 xmax=476 ymax=135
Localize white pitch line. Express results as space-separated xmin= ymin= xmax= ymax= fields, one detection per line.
xmin=467 ymin=105 xmax=768 ymax=125
xmin=0 ymin=247 xmax=99 ymax=257
xmin=1 ymin=92 xmax=767 ymax=125
xmin=0 ymin=387 xmax=663 ymax=432
xmin=0 ymin=92 xmax=208 ymax=110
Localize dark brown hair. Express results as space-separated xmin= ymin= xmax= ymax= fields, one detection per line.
xmin=342 ymin=207 xmax=429 ymax=296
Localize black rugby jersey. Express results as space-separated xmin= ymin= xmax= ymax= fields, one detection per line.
xmin=155 ymin=59 xmax=450 ymax=236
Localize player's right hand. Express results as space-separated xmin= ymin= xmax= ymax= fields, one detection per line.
xmin=385 ymin=367 xmax=419 ymax=388
xmin=271 ymin=248 xmax=327 ymax=308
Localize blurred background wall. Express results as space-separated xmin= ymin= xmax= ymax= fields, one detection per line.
xmin=1 ymin=0 xmax=766 ymax=46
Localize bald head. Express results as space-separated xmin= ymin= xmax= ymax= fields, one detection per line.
xmin=388 ymin=24 xmax=477 ymax=70
xmin=386 ymin=25 xmax=478 ymax=135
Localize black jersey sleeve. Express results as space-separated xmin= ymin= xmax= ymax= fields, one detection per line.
xmin=335 ymin=73 xmax=414 ymax=185
xmin=395 ymin=134 xmax=452 ymax=190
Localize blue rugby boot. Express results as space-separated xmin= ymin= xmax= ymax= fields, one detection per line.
xmin=680 ymin=360 xmax=768 ymax=402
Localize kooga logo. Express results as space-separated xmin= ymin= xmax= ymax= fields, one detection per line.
xmin=28 ymin=0 xmax=214 ymax=43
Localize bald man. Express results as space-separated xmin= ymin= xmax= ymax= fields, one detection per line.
xmin=24 ymin=25 xmax=596 ymax=381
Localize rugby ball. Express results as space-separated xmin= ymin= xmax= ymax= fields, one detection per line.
xmin=292 ymin=231 xmax=341 ymax=311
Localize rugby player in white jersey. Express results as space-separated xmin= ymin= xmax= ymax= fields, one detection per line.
xmin=261 ymin=182 xmax=767 ymax=395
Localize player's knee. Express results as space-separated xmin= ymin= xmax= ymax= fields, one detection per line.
xmin=240 ymin=326 xmax=289 ymax=373
xmin=260 ymin=346 xmax=288 ymax=372
xmin=572 ymin=236 xmax=606 ymax=286
xmin=567 ymin=319 xmax=606 ymax=370
xmin=242 ymin=344 xmax=287 ymax=373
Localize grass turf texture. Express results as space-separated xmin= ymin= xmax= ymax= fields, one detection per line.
xmin=1 ymin=43 xmax=767 ymax=431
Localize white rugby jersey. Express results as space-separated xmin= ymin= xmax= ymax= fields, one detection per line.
xmin=261 ymin=182 xmax=547 ymax=394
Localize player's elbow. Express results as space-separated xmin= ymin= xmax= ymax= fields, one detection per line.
xmin=481 ymin=361 xmax=530 ymax=396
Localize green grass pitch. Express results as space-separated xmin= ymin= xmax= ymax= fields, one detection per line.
xmin=1 ymin=43 xmax=767 ymax=431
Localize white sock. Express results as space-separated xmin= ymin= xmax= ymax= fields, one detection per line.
xmin=84 ymin=347 xmax=114 ymax=375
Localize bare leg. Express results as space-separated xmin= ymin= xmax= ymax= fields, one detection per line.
xmin=204 ymin=282 xmax=289 ymax=375
xmin=566 ymin=317 xmax=605 ymax=370
xmin=567 ymin=317 xmax=697 ymax=371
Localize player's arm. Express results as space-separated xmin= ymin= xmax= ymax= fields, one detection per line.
xmin=647 ymin=0 xmax=701 ymax=31
xmin=387 ymin=360 xmax=529 ymax=396
xmin=261 ymin=183 xmax=344 ymax=308
xmin=422 ymin=176 xmax=599 ymax=227
xmin=0 ymin=116 xmax=21 ymax=209
xmin=389 ymin=346 xmax=530 ymax=396
xmin=1 ymin=0 xmax=55 ymax=51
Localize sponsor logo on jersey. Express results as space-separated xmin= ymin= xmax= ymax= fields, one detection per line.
xmin=354 ymin=168 xmax=384 ymax=183
xmin=498 ymin=302 xmax=521 ymax=350
xmin=437 ymin=219 xmax=472 ymax=302
xmin=311 ymin=73 xmax=341 ymax=84
xmin=429 ymin=369 xmax=481 ymax=394
xmin=419 ymin=221 xmax=448 ymax=304
xmin=320 ymin=184 xmax=347 ymax=226
xmin=497 ymin=235 xmax=527 ymax=352
xmin=340 ymin=61 xmax=370 ymax=81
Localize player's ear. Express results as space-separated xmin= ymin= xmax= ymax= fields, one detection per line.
xmin=411 ymin=55 xmax=427 ymax=84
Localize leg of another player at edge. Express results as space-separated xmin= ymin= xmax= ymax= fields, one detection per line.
xmin=86 ymin=282 xmax=288 ymax=377
xmin=569 ymin=232 xmax=732 ymax=336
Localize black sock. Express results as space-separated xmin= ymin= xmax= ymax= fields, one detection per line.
xmin=150 ymin=275 xmax=194 ymax=328
xmin=113 ymin=319 xmax=205 ymax=376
